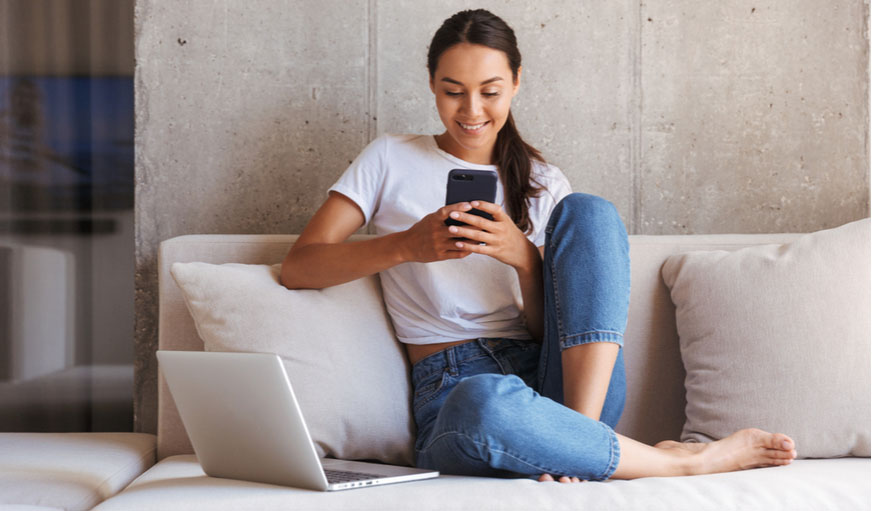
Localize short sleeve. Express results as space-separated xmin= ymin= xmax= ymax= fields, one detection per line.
xmin=530 ymin=164 xmax=573 ymax=247
xmin=327 ymin=136 xmax=388 ymax=226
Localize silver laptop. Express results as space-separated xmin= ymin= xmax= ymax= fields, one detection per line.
xmin=157 ymin=350 xmax=438 ymax=491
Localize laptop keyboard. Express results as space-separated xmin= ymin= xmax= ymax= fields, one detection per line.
xmin=324 ymin=469 xmax=382 ymax=484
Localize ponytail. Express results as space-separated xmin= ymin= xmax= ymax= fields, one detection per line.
xmin=494 ymin=112 xmax=544 ymax=235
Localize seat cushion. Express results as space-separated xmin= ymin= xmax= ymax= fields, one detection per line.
xmin=93 ymin=454 xmax=869 ymax=511
xmin=0 ymin=433 xmax=156 ymax=511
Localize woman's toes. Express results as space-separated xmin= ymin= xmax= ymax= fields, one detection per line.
xmin=769 ymin=433 xmax=795 ymax=451
xmin=769 ymin=457 xmax=793 ymax=466
xmin=770 ymin=448 xmax=797 ymax=460
xmin=539 ymin=473 xmax=584 ymax=483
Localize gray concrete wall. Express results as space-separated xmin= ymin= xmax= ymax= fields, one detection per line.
xmin=134 ymin=1 xmax=870 ymax=432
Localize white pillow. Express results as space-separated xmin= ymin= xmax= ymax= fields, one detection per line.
xmin=661 ymin=218 xmax=870 ymax=458
xmin=170 ymin=262 xmax=415 ymax=466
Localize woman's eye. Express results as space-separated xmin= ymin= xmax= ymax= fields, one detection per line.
xmin=445 ymin=91 xmax=462 ymax=97
xmin=483 ymin=92 xmax=500 ymax=97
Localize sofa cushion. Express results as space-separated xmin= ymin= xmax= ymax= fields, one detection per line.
xmin=661 ymin=218 xmax=871 ymax=458
xmin=93 ymin=454 xmax=870 ymax=511
xmin=0 ymin=433 xmax=155 ymax=511
xmin=169 ymin=262 xmax=415 ymax=466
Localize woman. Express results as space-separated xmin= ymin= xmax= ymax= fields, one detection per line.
xmin=281 ymin=9 xmax=796 ymax=482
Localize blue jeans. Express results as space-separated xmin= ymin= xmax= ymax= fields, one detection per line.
xmin=412 ymin=193 xmax=631 ymax=481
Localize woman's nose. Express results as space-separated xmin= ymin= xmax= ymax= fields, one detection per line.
xmin=462 ymin=94 xmax=483 ymax=116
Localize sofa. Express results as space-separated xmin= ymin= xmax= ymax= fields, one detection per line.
xmin=2 ymin=221 xmax=869 ymax=510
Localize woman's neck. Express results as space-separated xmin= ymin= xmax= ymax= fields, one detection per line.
xmin=434 ymin=132 xmax=494 ymax=165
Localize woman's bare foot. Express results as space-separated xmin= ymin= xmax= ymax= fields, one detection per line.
xmin=538 ymin=473 xmax=584 ymax=483
xmin=612 ymin=428 xmax=797 ymax=479
xmin=681 ymin=428 xmax=797 ymax=475
xmin=653 ymin=439 xmax=706 ymax=454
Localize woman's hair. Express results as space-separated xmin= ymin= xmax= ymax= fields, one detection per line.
xmin=427 ymin=9 xmax=544 ymax=235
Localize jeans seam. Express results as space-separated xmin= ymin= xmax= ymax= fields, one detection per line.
xmin=560 ymin=330 xmax=625 ymax=350
xmin=547 ymin=236 xmax=565 ymax=345
xmin=597 ymin=422 xmax=621 ymax=481
xmin=412 ymin=354 xmax=489 ymax=386
xmin=476 ymin=339 xmax=511 ymax=375
xmin=413 ymin=372 xmax=448 ymax=412
xmin=416 ymin=430 xmax=565 ymax=476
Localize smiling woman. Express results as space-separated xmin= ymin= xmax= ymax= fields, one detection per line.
xmin=280 ymin=8 xmax=796 ymax=485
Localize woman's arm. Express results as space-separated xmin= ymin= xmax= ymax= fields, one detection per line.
xmin=512 ymin=244 xmax=545 ymax=342
xmin=281 ymin=192 xmax=476 ymax=290
xmin=280 ymin=192 xmax=403 ymax=289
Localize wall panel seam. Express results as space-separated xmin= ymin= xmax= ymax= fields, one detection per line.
xmin=630 ymin=0 xmax=643 ymax=234
xmin=864 ymin=0 xmax=871 ymax=212
xmin=367 ymin=0 xmax=378 ymax=143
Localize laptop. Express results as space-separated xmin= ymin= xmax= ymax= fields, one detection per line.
xmin=157 ymin=350 xmax=439 ymax=491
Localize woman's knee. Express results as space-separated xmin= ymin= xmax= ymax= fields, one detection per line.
xmin=548 ymin=193 xmax=628 ymax=246
xmin=552 ymin=193 xmax=621 ymax=225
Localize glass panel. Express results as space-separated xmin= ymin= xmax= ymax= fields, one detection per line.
xmin=0 ymin=0 xmax=134 ymax=431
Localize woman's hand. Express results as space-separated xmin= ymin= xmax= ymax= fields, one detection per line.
xmin=445 ymin=200 xmax=546 ymax=341
xmin=399 ymin=202 xmax=477 ymax=263
xmin=445 ymin=201 xmax=539 ymax=272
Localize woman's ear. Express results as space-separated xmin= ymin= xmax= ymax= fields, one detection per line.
xmin=512 ymin=66 xmax=522 ymax=97
xmin=429 ymin=77 xmax=436 ymax=94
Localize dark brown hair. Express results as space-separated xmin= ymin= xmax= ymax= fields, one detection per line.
xmin=427 ymin=9 xmax=543 ymax=234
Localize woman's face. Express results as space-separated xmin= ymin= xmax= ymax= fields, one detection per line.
xmin=430 ymin=42 xmax=520 ymax=164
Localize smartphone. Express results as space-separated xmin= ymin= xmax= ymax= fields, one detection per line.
xmin=444 ymin=169 xmax=498 ymax=227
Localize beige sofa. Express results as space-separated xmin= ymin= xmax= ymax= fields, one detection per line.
xmin=2 ymin=230 xmax=868 ymax=510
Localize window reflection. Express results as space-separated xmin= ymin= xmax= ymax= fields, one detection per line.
xmin=0 ymin=0 xmax=134 ymax=432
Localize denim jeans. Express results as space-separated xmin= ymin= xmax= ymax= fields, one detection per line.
xmin=412 ymin=193 xmax=631 ymax=481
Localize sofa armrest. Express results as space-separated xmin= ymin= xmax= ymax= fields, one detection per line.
xmin=0 ymin=433 xmax=156 ymax=511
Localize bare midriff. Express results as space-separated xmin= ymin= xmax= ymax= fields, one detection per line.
xmin=405 ymin=339 xmax=477 ymax=366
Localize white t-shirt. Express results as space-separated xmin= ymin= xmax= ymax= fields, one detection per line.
xmin=328 ymin=133 xmax=572 ymax=345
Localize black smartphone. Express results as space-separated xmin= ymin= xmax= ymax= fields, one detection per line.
xmin=444 ymin=169 xmax=498 ymax=227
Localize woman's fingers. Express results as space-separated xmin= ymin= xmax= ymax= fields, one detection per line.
xmin=440 ymin=202 xmax=473 ymax=218
xmin=451 ymin=239 xmax=496 ymax=256
xmin=470 ymin=200 xmax=509 ymax=221
xmin=447 ymin=224 xmax=493 ymax=244
xmin=447 ymin=207 xmax=499 ymax=230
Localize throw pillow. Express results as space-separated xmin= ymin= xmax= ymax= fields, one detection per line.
xmin=170 ymin=261 xmax=415 ymax=466
xmin=661 ymin=218 xmax=870 ymax=458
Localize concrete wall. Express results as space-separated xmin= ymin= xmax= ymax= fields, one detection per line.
xmin=134 ymin=1 xmax=870 ymax=432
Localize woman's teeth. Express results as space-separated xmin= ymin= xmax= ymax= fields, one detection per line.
xmin=459 ymin=121 xmax=487 ymax=130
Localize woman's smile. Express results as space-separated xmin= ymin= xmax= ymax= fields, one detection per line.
xmin=457 ymin=120 xmax=490 ymax=135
